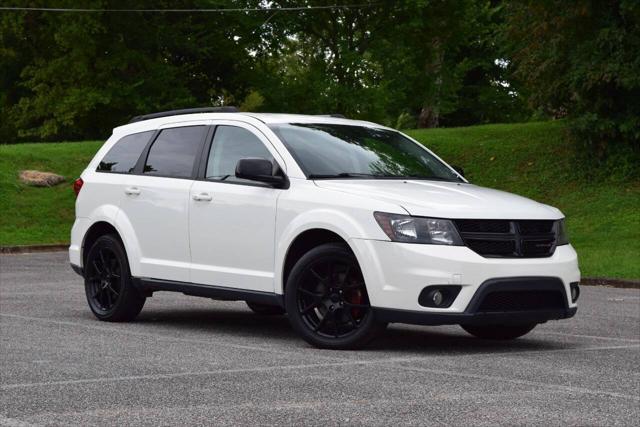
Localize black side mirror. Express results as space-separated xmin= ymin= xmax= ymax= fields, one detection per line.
xmin=452 ymin=165 xmax=465 ymax=178
xmin=235 ymin=158 xmax=287 ymax=188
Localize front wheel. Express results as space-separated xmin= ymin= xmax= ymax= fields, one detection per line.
xmin=84 ymin=234 xmax=145 ymax=322
xmin=285 ymin=243 xmax=386 ymax=350
xmin=461 ymin=323 xmax=537 ymax=340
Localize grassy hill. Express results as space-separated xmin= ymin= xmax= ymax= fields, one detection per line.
xmin=1 ymin=121 xmax=638 ymax=279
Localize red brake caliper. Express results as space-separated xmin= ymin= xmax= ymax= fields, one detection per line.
xmin=348 ymin=288 xmax=364 ymax=319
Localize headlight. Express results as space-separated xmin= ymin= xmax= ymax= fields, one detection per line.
xmin=556 ymin=218 xmax=569 ymax=245
xmin=374 ymin=212 xmax=464 ymax=245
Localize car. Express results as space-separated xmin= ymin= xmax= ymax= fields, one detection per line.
xmin=69 ymin=107 xmax=580 ymax=349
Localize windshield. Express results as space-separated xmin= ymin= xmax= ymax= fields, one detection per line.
xmin=269 ymin=123 xmax=461 ymax=181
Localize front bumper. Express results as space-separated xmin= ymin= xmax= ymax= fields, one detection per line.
xmin=349 ymin=239 xmax=580 ymax=324
xmin=374 ymin=277 xmax=577 ymax=325
xmin=375 ymin=307 xmax=577 ymax=326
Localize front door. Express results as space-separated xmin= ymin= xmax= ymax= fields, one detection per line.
xmin=189 ymin=124 xmax=283 ymax=292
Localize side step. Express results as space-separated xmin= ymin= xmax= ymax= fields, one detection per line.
xmin=132 ymin=277 xmax=284 ymax=307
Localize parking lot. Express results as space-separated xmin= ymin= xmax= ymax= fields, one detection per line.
xmin=1 ymin=251 xmax=638 ymax=426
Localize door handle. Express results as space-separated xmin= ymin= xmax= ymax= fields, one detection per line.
xmin=124 ymin=187 xmax=141 ymax=196
xmin=192 ymin=193 xmax=213 ymax=202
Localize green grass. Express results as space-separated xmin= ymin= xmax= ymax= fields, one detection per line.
xmin=1 ymin=121 xmax=638 ymax=279
xmin=0 ymin=141 xmax=102 ymax=246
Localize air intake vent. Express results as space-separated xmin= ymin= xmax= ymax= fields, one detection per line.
xmin=477 ymin=290 xmax=565 ymax=312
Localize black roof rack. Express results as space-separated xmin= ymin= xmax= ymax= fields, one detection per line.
xmin=128 ymin=106 xmax=239 ymax=123
xmin=316 ymin=114 xmax=346 ymax=119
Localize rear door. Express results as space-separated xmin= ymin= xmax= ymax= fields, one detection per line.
xmin=189 ymin=122 xmax=285 ymax=292
xmin=118 ymin=124 xmax=209 ymax=282
xmin=82 ymin=130 xmax=155 ymax=219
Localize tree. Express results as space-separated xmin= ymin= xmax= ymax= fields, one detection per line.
xmin=503 ymin=0 xmax=640 ymax=174
xmin=251 ymin=0 xmax=395 ymax=122
xmin=0 ymin=0 xmax=261 ymax=141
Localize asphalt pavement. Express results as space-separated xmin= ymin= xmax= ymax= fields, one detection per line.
xmin=1 ymin=252 xmax=639 ymax=426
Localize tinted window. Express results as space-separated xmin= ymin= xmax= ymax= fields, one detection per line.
xmin=206 ymin=126 xmax=273 ymax=182
xmin=97 ymin=131 xmax=153 ymax=173
xmin=144 ymin=126 xmax=206 ymax=178
xmin=270 ymin=123 xmax=460 ymax=182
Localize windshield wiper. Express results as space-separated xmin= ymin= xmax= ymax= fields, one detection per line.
xmin=387 ymin=174 xmax=462 ymax=182
xmin=308 ymin=172 xmax=380 ymax=179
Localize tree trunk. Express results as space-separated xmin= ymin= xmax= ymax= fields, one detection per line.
xmin=418 ymin=38 xmax=444 ymax=128
xmin=418 ymin=106 xmax=439 ymax=128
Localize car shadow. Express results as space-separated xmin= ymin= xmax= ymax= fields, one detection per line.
xmin=130 ymin=305 xmax=569 ymax=355
xmin=370 ymin=325 xmax=566 ymax=355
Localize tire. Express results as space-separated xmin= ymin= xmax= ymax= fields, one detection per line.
xmin=84 ymin=234 xmax=145 ymax=322
xmin=461 ymin=323 xmax=537 ymax=340
xmin=246 ymin=301 xmax=286 ymax=316
xmin=285 ymin=243 xmax=386 ymax=349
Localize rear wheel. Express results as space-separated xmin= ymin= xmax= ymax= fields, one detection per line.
xmin=245 ymin=301 xmax=285 ymax=316
xmin=461 ymin=323 xmax=537 ymax=340
xmin=285 ymin=243 xmax=386 ymax=349
xmin=84 ymin=235 xmax=145 ymax=322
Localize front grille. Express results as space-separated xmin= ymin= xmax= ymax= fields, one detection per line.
xmin=518 ymin=220 xmax=554 ymax=235
xmin=455 ymin=219 xmax=510 ymax=233
xmin=465 ymin=239 xmax=515 ymax=256
xmin=454 ymin=219 xmax=557 ymax=258
xmin=477 ymin=290 xmax=565 ymax=312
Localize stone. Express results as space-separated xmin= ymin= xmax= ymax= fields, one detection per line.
xmin=19 ymin=170 xmax=66 ymax=187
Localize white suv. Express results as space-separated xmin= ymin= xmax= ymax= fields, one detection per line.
xmin=69 ymin=107 xmax=580 ymax=349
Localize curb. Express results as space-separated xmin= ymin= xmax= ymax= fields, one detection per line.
xmin=580 ymin=277 xmax=640 ymax=290
xmin=1 ymin=244 xmax=638 ymax=290
xmin=0 ymin=244 xmax=68 ymax=254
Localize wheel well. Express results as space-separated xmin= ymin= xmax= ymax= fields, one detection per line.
xmin=282 ymin=229 xmax=348 ymax=290
xmin=82 ymin=221 xmax=122 ymax=266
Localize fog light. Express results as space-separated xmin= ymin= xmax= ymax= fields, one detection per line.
xmin=418 ymin=285 xmax=462 ymax=308
xmin=432 ymin=290 xmax=444 ymax=306
xmin=570 ymin=282 xmax=580 ymax=303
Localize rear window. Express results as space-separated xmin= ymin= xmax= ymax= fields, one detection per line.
xmin=143 ymin=126 xmax=207 ymax=178
xmin=97 ymin=131 xmax=153 ymax=173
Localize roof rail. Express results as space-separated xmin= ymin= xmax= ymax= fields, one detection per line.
xmin=316 ymin=114 xmax=346 ymax=119
xmin=128 ymin=107 xmax=239 ymax=123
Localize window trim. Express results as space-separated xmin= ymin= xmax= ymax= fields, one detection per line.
xmin=196 ymin=124 xmax=290 ymax=189
xmin=133 ymin=125 xmax=209 ymax=180
xmin=95 ymin=130 xmax=156 ymax=175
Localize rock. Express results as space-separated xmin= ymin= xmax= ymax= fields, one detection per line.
xmin=19 ymin=170 xmax=66 ymax=187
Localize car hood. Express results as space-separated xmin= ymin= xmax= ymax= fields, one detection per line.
xmin=314 ymin=180 xmax=563 ymax=219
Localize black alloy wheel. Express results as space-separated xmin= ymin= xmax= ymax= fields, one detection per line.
xmin=285 ymin=243 xmax=386 ymax=349
xmin=84 ymin=234 xmax=145 ymax=322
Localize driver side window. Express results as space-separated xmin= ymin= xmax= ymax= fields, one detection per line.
xmin=206 ymin=126 xmax=274 ymax=183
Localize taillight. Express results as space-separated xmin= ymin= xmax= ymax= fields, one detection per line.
xmin=73 ymin=178 xmax=84 ymax=197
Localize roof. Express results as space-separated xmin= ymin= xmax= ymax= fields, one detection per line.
xmin=112 ymin=112 xmax=387 ymax=136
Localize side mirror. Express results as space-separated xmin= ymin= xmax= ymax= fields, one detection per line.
xmin=452 ymin=165 xmax=465 ymax=178
xmin=235 ymin=158 xmax=287 ymax=187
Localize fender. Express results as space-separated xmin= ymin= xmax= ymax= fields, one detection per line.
xmin=82 ymin=204 xmax=143 ymax=277
xmin=274 ymin=208 xmax=372 ymax=295
xmin=112 ymin=208 xmax=143 ymax=277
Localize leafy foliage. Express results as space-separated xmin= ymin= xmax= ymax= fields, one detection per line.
xmin=0 ymin=0 xmax=637 ymax=176
xmin=0 ymin=0 xmax=535 ymax=142
xmin=503 ymin=0 xmax=640 ymax=176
